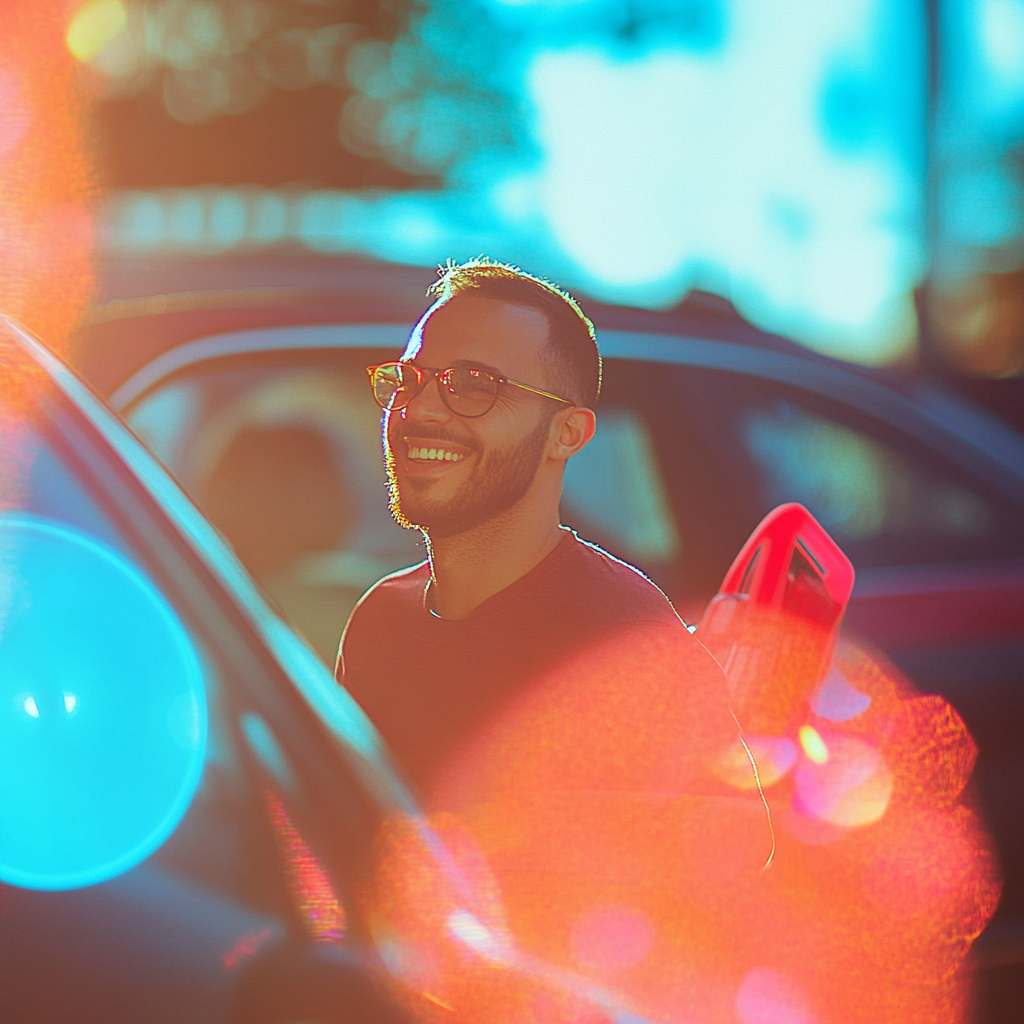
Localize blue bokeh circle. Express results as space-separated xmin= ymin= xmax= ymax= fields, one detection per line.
xmin=0 ymin=515 xmax=208 ymax=890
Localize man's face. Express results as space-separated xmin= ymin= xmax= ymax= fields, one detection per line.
xmin=384 ymin=295 xmax=558 ymax=539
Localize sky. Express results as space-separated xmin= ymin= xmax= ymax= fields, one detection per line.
xmin=66 ymin=0 xmax=1024 ymax=368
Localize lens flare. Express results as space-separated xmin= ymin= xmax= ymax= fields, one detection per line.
xmin=714 ymin=734 xmax=798 ymax=790
xmin=795 ymin=733 xmax=892 ymax=827
xmin=66 ymin=0 xmax=127 ymax=64
xmin=0 ymin=516 xmax=207 ymax=891
xmin=736 ymin=968 xmax=816 ymax=1024
xmin=221 ymin=927 xmax=272 ymax=970
xmin=1 ymin=3 xmax=96 ymax=356
xmin=361 ymin=621 xmax=1001 ymax=1023
xmin=366 ymin=812 xmax=557 ymax=1020
xmin=264 ymin=791 xmax=345 ymax=943
xmin=571 ymin=904 xmax=654 ymax=973
xmin=812 ymin=666 xmax=871 ymax=722
xmin=798 ymin=724 xmax=829 ymax=764
xmin=447 ymin=909 xmax=511 ymax=964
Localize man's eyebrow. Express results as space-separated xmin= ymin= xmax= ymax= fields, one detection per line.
xmin=451 ymin=359 xmax=506 ymax=376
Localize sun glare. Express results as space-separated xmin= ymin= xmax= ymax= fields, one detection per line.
xmin=66 ymin=0 xmax=128 ymax=64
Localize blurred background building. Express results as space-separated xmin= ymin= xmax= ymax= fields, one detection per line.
xmin=52 ymin=0 xmax=1024 ymax=399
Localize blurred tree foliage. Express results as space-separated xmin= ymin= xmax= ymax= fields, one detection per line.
xmin=930 ymin=140 xmax=1024 ymax=380
xmin=88 ymin=0 xmax=721 ymax=188
xmin=87 ymin=0 xmax=526 ymax=188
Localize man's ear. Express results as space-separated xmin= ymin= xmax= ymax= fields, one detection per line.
xmin=549 ymin=407 xmax=597 ymax=462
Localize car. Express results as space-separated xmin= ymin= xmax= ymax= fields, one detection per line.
xmin=7 ymin=312 xmax=699 ymax=1024
xmin=73 ymin=252 xmax=1024 ymax=1022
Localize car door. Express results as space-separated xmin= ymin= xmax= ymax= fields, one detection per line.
xmin=0 ymin=325 xmax=419 ymax=1023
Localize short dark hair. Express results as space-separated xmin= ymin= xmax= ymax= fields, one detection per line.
xmin=427 ymin=258 xmax=601 ymax=408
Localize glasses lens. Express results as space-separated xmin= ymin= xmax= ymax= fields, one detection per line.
xmin=372 ymin=364 xmax=418 ymax=410
xmin=444 ymin=367 xmax=499 ymax=416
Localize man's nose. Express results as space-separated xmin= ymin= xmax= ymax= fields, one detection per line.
xmin=402 ymin=371 xmax=450 ymax=422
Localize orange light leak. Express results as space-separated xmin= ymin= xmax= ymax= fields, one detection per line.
xmin=264 ymin=791 xmax=346 ymax=943
xmin=366 ymin=617 xmax=999 ymax=1023
xmin=0 ymin=2 xmax=96 ymax=357
xmin=0 ymin=327 xmax=56 ymax=521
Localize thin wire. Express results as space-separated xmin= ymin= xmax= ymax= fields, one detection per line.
xmin=731 ymin=707 xmax=776 ymax=874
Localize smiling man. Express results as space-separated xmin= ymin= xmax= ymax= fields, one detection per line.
xmin=335 ymin=259 xmax=734 ymax=792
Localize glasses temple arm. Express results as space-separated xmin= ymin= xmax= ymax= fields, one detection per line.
xmin=505 ymin=378 xmax=575 ymax=405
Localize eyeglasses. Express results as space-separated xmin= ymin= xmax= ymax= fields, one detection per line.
xmin=366 ymin=361 xmax=574 ymax=418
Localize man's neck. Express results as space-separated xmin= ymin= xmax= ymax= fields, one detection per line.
xmin=425 ymin=508 xmax=565 ymax=620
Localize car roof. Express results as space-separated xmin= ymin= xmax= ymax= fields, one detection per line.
xmin=76 ymin=253 xmax=1024 ymax=503
xmin=77 ymin=251 xmax=874 ymax=391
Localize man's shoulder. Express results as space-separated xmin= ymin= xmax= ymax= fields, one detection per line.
xmin=556 ymin=531 xmax=684 ymax=626
xmin=353 ymin=559 xmax=430 ymax=616
xmin=336 ymin=560 xmax=428 ymax=679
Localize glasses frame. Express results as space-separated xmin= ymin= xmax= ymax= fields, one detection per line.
xmin=366 ymin=361 xmax=574 ymax=418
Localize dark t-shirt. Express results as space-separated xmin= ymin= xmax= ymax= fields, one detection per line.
xmin=337 ymin=529 xmax=733 ymax=791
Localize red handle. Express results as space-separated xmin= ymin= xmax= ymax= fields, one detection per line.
xmin=717 ymin=503 xmax=855 ymax=629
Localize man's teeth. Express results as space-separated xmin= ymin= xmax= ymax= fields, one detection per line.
xmin=408 ymin=446 xmax=467 ymax=462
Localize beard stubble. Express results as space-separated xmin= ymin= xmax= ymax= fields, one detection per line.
xmin=385 ymin=413 xmax=552 ymax=540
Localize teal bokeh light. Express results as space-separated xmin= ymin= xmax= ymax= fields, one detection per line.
xmin=0 ymin=516 xmax=207 ymax=891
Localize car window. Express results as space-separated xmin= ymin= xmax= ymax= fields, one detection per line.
xmin=582 ymin=360 xmax=1024 ymax=608
xmin=126 ymin=353 xmax=424 ymax=663
xmin=562 ymin=406 xmax=680 ymax=565
xmin=743 ymin=399 xmax=994 ymax=548
xmin=0 ymin=385 xmax=361 ymax=1022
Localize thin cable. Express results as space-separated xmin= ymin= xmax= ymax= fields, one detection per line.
xmin=731 ymin=707 xmax=776 ymax=873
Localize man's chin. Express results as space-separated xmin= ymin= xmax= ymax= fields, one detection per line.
xmin=388 ymin=465 xmax=452 ymax=531
xmin=390 ymin=500 xmax=469 ymax=539
xmin=390 ymin=485 xmax=489 ymax=539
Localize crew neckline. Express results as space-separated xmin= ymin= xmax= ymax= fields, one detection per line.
xmin=422 ymin=527 xmax=577 ymax=622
